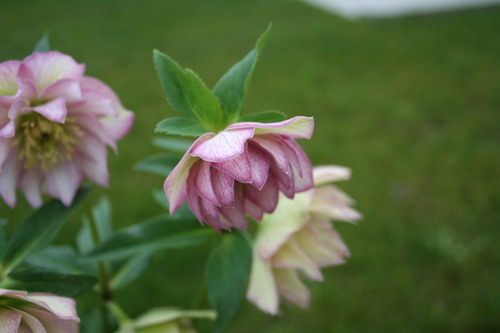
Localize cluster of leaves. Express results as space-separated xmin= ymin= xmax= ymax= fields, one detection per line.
xmin=154 ymin=24 xmax=287 ymax=137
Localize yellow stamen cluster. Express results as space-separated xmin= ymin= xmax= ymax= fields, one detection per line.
xmin=14 ymin=112 xmax=83 ymax=170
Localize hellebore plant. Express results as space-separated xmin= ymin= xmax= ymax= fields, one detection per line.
xmin=0 ymin=26 xmax=361 ymax=333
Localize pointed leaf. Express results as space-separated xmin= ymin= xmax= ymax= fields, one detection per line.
xmin=110 ymin=252 xmax=151 ymax=290
xmin=3 ymin=187 xmax=91 ymax=273
xmin=239 ymin=110 xmax=287 ymax=123
xmin=155 ymin=117 xmax=208 ymax=137
xmin=205 ymin=231 xmax=252 ymax=333
xmin=85 ymin=215 xmax=213 ymax=262
xmin=34 ymin=32 xmax=51 ymax=53
xmin=25 ymin=245 xmax=96 ymax=275
xmin=4 ymin=268 xmax=97 ymax=297
xmin=213 ymin=25 xmax=271 ymax=123
xmin=153 ymin=50 xmax=224 ymax=131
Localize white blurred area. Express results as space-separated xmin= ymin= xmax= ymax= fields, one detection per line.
xmin=302 ymin=0 xmax=500 ymax=18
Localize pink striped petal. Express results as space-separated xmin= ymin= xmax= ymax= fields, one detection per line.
xmin=0 ymin=60 xmax=21 ymax=97
xmin=26 ymin=294 xmax=78 ymax=321
xmin=23 ymin=308 xmax=79 ymax=333
xmin=219 ymin=188 xmax=247 ymax=229
xmin=165 ymin=134 xmax=211 ymax=214
xmin=193 ymin=161 xmax=220 ymax=206
xmin=251 ymin=136 xmax=289 ymax=174
xmin=270 ymin=163 xmax=294 ymax=199
xmin=313 ymin=165 xmax=351 ymax=186
xmin=21 ymin=52 xmax=85 ymax=91
xmin=0 ymin=119 xmax=15 ymax=138
xmin=0 ymin=157 xmax=20 ymax=207
xmin=246 ymin=254 xmax=279 ymax=315
xmin=243 ymin=177 xmax=279 ymax=214
xmin=79 ymin=77 xmax=121 ymax=106
xmin=186 ymin=183 xmax=203 ymax=223
xmin=44 ymin=161 xmax=82 ymax=206
xmin=75 ymin=133 xmax=109 ymax=187
xmin=213 ymin=149 xmax=252 ymax=184
xmin=282 ymin=138 xmax=313 ymax=192
xmin=211 ymin=167 xmax=234 ymax=207
xmin=69 ymin=89 xmax=118 ymax=117
xmin=0 ymin=308 xmax=22 ymax=333
xmin=19 ymin=168 xmax=43 ymax=208
xmin=16 ymin=310 xmax=45 ymax=333
xmin=32 ymin=97 xmax=67 ymax=123
xmin=247 ymin=143 xmax=269 ymax=190
xmin=190 ymin=127 xmax=254 ymax=162
xmin=99 ymin=110 xmax=134 ymax=145
xmin=42 ymin=79 xmax=82 ymax=103
xmin=228 ymin=116 xmax=314 ymax=139
xmin=199 ymin=199 xmax=228 ymax=231
xmin=244 ymin=198 xmax=264 ymax=221
xmin=274 ymin=268 xmax=310 ymax=308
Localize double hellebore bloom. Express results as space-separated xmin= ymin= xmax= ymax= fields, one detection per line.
xmin=0 ymin=51 xmax=134 ymax=207
xmin=0 ymin=288 xmax=79 ymax=332
xmin=164 ymin=116 xmax=314 ymax=231
xmin=247 ymin=166 xmax=362 ymax=315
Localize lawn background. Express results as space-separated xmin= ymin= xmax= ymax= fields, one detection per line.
xmin=1 ymin=0 xmax=499 ymax=331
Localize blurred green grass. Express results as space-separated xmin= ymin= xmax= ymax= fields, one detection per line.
xmin=1 ymin=0 xmax=499 ymax=331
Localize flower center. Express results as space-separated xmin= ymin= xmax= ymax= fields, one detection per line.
xmin=14 ymin=112 xmax=83 ymax=170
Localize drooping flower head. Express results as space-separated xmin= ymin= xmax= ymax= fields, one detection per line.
xmin=164 ymin=116 xmax=314 ymax=231
xmin=0 ymin=51 xmax=134 ymax=208
xmin=247 ymin=166 xmax=362 ymax=315
xmin=0 ymin=288 xmax=79 ymax=332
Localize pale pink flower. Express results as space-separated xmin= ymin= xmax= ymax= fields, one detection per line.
xmin=164 ymin=116 xmax=314 ymax=231
xmin=0 ymin=288 xmax=79 ymax=333
xmin=0 ymin=51 xmax=134 ymax=208
xmin=247 ymin=166 xmax=362 ymax=315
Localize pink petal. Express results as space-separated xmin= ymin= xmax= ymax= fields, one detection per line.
xmin=32 ymin=97 xmax=67 ymax=123
xmin=313 ymin=165 xmax=351 ymax=186
xmin=19 ymin=168 xmax=43 ymax=208
xmin=15 ymin=310 xmax=45 ymax=333
xmin=69 ymin=89 xmax=118 ymax=117
xmin=213 ymin=149 xmax=252 ymax=184
xmin=22 ymin=308 xmax=79 ymax=333
xmin=243 ymin=177 xmax=279 ymax=214
xmin=282 ymin=138 xmax=313 ymax=192
xmin=0 ymin=60 xmax=21 ymax=97
xmin=42 ymin=79 xmax=82 ymax=103
xmin=247 ymin=143 xmax=269 ymax=190
xmin=228 ymin=116 xmax=314 ymax=139
xmin=192 ymin=161 xmax=220 ymax=206
xmin=0 ymin=156 xmax=20 ymax=207
xmin=75 ymin=133 xmax=109 ymax=187
xmin=190 ymin=128 xmax=254 ymax=162
xmin=99 ymin=110 xmax=134 ymax=146
xmin=165 ymin=135 xmax=212 ymax=214
xmin=274 ymin=268 xmax=310 ymax=308
xmin=79 ymin=77 xmax=121 ymax=106
xmin=250 ymin=136 xmax=289 ymax=174
xmin=199 ymin=198 xmax=229 ymax=231
xmin=246 ymin=254 xmax=279 ymax=315
xmin=26 ymin=294 xmax=79 ymax=321
xmin=0 ymin=119 xmax=15 ymax=138
xmin=0 ymin=308 xmax=22 ymax=333
xmin=244 ymin=197 xmax=264 ymax=221
xmin=211 ymin=167 xmax=235 ymax=207
xmin=44 ymin=161 xmax=83 ymax=206
xmin=270 ymin=163 xmax=294 ymax=199
xmin=0 ymin=139 xmax=12 ymax=170
xmin=218 ymin=189 xmax=247 ymax=230
xmin=21 ymin=52 xmax=85 ymax=91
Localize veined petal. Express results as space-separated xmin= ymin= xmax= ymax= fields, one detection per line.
xmin=247 ymin=143 xmax=269 ymax=190
xmin=193 ymin=161 xmax=220 ymax=206
xmin=26 ymin=294 xmax=78 ymax=321
xmin=313 ymin=165 xmax=351 ymax=186
xmin=69 ymin=89 xmax=118 ymax=117
xmin=19 ymin=168 xmax=43 ymax=208
xmin=310 ymin=192 xmax=362 ymax=223
xmin=44 ymin=161 xmax=82 ymax=206
xmin=32 ymin=97 xmax=67 ymax=123
xmin=213 ymin=149 xmax=252 ymax=184
xmin=228 ymin=116 xmax=314 ymax=139
xmin=79 ymin=77 xmax=122 ymax=106
xmin=0 ymin=308 xmax=22 ymax=333
xmin=274 ymin=268 xmax=310 ymax=308
xmin=15 ymin=310 xmax=46 ymax=333
xmin=271 ymin=237 xmax=323 ymax=281
xmin=99 ymin=110 xmax=134 ymax=145
xmin=243 ymin=177 xmax=279 ymax=214
xmin=42 ymin=79 xmax=82 ymax=103
xmin=247 ymin=254 xmax=279 ymax=315
xmin=244 ymin=197 xmax=264 ymax=221
xmin=270 ymin=163 xmax=294 ymax=199
xmin=75 ymin=133 xmax=109 ymax=187
xmin=282 ymin=138 xmax=314 ymax=192
xmin=190 ymin=128 xmax=254 ymax=162
xmin=296 ymin=223 xmax=347 ymax=267
xmin=0 ymin=157 xmax=21 ymax=207
xmin=251 ymin=136 xmax=289 ymax=174
xmin=0 ymin=60 xmax=21 ymax=97
xmin=21 ymin=52 xmax=85 ymax=91
xmin=22 ymin=308 xmax=79 ymax=333
xmin=211 ymin=167 xmax=234 ymax=207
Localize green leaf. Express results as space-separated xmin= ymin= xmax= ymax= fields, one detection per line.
xmin=153 ymin=50 xmax=224 ymax=131
xmin=134 ymin=153 xmax=179 ymax=176
xmin=110 ymin=252 xmax=151 ymax=290
xmin=152 ymin=136 xmax=193 ymax=153
xmin=239 ymin=110 xmax=287 ymax=123
xmin=3 ymin=187 xmax=91 ymax=273
xmin=155 ymin=117 xmax=207 ymax=137
xmin=77 ymin=196 xmax=113 ymax=255
xmin=213 ymin=25 xmax=271 ymax=123
xmin=4 ymin=268 xmax=97 ymax=297
xmin=86 ymin=215 xmax=213 ymax=262
xmin=205 ymin=231 xmax=252 ymax=333
xmin=0 ymin=219 xmax=8 ymax=258
xmin=34 ymin=31 xmax=51 ymax=52
xmin=24 ymin=245 xmax=96 ymax=276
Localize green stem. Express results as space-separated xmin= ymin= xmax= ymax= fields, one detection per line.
xmin=86 ymin=203 xmax=112 ymax=333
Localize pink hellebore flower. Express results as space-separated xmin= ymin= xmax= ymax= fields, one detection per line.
xmin=0 ymin=288 xmax=79 ymax=333
xmin=0 ymin=51 xmax=134 ymax=208
xmin=164 ymin=116 xmax=315 ymax=231
xmin=247 ymin=166 xmax=362 ymax=315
